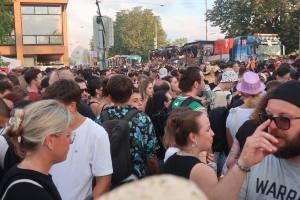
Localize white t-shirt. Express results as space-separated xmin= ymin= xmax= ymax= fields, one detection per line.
xmin=226 ymin=107 xmax=253 ymax=138
xmin=164 ymin=147 xmax=179 ymax=163
xmin=50 ymin=118 xmax=113 ymax=200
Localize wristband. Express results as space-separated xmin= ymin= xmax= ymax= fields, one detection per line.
xmin=235 ymin=160 xmax=251 ymax=173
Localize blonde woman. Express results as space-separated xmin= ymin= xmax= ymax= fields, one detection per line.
xmin=226 ymin=72 xmax=265 ymax=148
xmin=0 ymin=100 xmax=73 ymax=200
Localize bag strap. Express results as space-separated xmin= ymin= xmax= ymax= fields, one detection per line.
xmin=181 ymin=97 xmax=197 ymax=107
xmin=1 ymin=179 xmax=43 ymax=200
xmin=0 ymin=135 xmax=9 ymax=169
xmin=123 ymin=109 xmax=140 ymax=122
xmin=101 ymin=110 xmax=110 ymax=122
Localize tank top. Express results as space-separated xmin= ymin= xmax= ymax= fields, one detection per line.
xmin=163 ymin=153 xmax=202 ymax=179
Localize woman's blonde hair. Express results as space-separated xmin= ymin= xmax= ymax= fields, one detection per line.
xmin=7 ymin=100 xmax=73 ymax=156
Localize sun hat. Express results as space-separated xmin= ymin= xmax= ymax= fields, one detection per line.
xmin=159 ymin=68 xmax=168 ymax=79
xmin=236 ymin=72 xmax=266 ymax=95
xmin=98 ymin=175 xmax=208 ymax=200
xmin=220 ymin=70 xmax=238 ymax=83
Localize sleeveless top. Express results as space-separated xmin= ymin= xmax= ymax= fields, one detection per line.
xmin=163 ymin=153 xmax=202 ymax=179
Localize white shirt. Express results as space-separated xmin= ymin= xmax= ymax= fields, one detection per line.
xmin=50 ymin=118 xmax=113 ymax=200
xmin=164 ymin=147 xmax=179 ymax=163
xmin=226 ymin=107 xmax=253 ymax=138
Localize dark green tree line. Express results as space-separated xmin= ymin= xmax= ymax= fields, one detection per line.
xmin=0 ymin=0 xmax=13 ymax=45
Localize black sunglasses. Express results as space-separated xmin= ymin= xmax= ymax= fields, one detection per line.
xmin=259 ymin=112 xmax=300 ymax=130
xmin=80 ymin=89 xmax=88 ymax=93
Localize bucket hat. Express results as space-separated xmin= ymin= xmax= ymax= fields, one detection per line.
xmin=237 ymin=72 xmax=266 ymax=95
xmin=220 ymin=70 xmax=238 ymax=83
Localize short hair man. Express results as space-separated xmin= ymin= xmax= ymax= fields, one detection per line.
xmin=75 ymin=77 xmax=89 ymax=103
xmin=0 ymin=81 xmax=12 ymax=98
xmin=24 ymin=68 xmax=42 ymax=101
xmin=43 ymin=80 xmax=113 ymax=200
xmin=274 ymin=64 xmax=291 ymax=82
xmin=97 ymin=75 xmax=160 ymax=179
xmin=240 ymin=80 xmax=300 ymax=199
xmin=210 ymin=70 xmax=238 ymax=109
xmin=170 ymin=66 xmax=205 ymax=111
xmin=48 ymin=68 xmax=95 ymax=119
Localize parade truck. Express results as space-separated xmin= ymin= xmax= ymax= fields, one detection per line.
xmin=231 ymin=34 xmax=285 ymax=62
xmin=206 ymin=38 xmax=234 ymax=62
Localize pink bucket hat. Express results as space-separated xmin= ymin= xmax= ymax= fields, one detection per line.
xmin=237 ymin=72 xmax=266 ymax=95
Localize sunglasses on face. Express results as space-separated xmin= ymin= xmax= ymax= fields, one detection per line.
xmin=259 ymin=112 xmax=300 ymax=130
xmin=80 ymin=89 xmax=88 ymax=93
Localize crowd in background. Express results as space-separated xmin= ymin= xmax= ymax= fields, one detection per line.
xmin=0 ymin=54 xmax=300 ymax=199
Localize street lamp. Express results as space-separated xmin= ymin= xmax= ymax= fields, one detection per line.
xmin=95 ymin=0 xmax=106 ymax=69
xmin=205 ymin=0 xmax=208 ymax=41
xmin=154 ymin=5 xmax=164 ymax=49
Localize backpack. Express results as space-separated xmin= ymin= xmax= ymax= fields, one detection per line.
xmin=100 ymin=109 xmax=140 ymax=185
xmin=208 ymin=106 xmax=230 ymax=155
xmin=169 ymin=96 xmax=201 ymax=112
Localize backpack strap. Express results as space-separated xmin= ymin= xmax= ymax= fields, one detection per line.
xmin=181 ymin=97 xmax=197 ymax=107
xmin=123 ymin=109 xmax=140 ymax=122
xmin=101 ymin=110 xmax=111 ymax=122
xmin=0 ymin=135 xmax=9 ymax=169
xmin=1 ymin=179 xmax=43 ymax=200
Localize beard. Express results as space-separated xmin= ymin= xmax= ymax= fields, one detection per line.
xmin=273 ymin=131 xmax=300 ymax=159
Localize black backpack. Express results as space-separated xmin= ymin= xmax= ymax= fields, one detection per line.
xmin=208 ymin=106 xmax=230 ymax=154
xmin=100 ymin=109 xmax=140 ymax=185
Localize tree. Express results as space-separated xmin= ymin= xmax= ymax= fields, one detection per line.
xmin=0 ymin=0 xmax=13 ymax=44
xmin=167 ymin=37 xmax=188 ymax=46
xmin=207 ymin=0 xmax=300 ymax=53
xmin=111 ymin=7 xmax=167 ymax=61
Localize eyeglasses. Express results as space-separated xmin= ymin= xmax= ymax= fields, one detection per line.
xmin=259 ymin=112 xmax=300 ymax=130
xmin=80 ymin=89 xmax=88 ymax=93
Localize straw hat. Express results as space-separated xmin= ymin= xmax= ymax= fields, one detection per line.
xmin=98 ymin=175 xmax=208 ymax=200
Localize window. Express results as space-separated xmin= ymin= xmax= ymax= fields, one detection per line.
xmin=21 ymin=5 xmax=63 ymax=45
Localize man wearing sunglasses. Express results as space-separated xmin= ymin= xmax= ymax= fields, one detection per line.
xmin=240 ymin=80 xmax=300 ymax=199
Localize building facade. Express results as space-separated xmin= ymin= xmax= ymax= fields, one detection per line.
xmin=0 ymin=0 xmax=69 ymax=67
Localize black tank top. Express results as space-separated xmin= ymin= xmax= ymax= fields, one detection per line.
xmin=163 ymin=153 xmax=202 ymax=179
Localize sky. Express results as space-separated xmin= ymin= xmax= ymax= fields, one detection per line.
xmin=67 ymin=0 xmax=224 ymax=52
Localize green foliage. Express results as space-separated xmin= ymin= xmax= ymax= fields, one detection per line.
xmin=167 ymin=37 xmax=188 ymax=46
xmin=207 ymin=0 xmax=300 ymax=53
xmin=0 ymin=57 xmax=10 ymax=67
xmin=0 ymin=0 xmax=13 ymax=44
xmin=111 ymin=7 xmax=167 ymax=60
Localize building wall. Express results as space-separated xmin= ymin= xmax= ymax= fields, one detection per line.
xmin=0 ymin=0 xmax=69 ymax=66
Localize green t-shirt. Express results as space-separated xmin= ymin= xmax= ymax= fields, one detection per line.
xmin=171 ymin=96 xmax=205 ymax=111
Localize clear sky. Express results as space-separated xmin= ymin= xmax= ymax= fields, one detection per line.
xmin=67 ymin=0 xmax=224 ymax=52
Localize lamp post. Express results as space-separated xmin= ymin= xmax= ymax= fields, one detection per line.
xmin=298 ymin=17 xmax=300 ymax=54
xmin=95 ymin=0 xmax=106 ymax=69
xmin=205 ymin=0 xmax=208 ymax=41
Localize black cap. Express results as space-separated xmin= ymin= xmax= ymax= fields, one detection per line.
xmin=269 ymin=80 xmax=300 ymax=108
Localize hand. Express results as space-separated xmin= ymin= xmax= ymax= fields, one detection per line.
xmin=206 ymin=153 xmax=215 ymax=164
xmin=238 ymin=120 xmax=278 ymax=169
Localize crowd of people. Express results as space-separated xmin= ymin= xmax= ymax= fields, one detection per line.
xmin=0 ymin=55 xmax=300 ymax=200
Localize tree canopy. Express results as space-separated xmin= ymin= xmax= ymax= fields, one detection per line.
xmin=0 ymin=0 xmax=13 ymax=45
xmin=207 ymin=0 xmax=300 ymax=53
xmin=167 ymin=37 xmax=188 ymax=46
xmin=111 ymin=7 xmax=167 ymax=60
